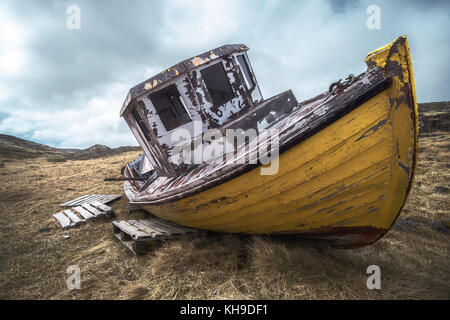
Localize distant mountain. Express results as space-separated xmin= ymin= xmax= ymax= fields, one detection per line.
xmin=418 ymin=101 xmax=450 ymax=135
xmin=0 ymin=134 xmax=141 ymax=161
xmin=70 ymin=144 xmax=141 ymax=160
xmin=418 ymin=101 xmax=450 ymax=113
xmin=0 ymin=134 xmax=75 ymax=160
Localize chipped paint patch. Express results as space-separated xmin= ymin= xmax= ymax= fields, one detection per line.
xmin=144 ymin=79 xmax=162 ymax=91
xmin=191 ymin=56 xmax=208 ymax=67
xmin=210 ymin=51 xmax=219 ymax=60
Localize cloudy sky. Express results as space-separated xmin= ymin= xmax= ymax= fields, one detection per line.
xmin=0 ymin=0 xmax=449 ymax=149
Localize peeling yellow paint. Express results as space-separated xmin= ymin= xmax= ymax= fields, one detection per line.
xmin=365 ymin=36 xmax=419 ymax=228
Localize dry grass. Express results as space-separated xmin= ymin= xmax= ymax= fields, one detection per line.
xmin=0 ymin=132 xmax=449 ymax=300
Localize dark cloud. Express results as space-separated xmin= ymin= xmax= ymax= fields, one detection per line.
xmin=0 ymin=0 xmax=449 ymax=148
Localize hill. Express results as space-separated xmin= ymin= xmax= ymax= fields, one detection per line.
xmin=419 ymin=101 xmax=450 ymax=134
xmin=69 ymin=144 xmax=141 ymax=160
xmin=0 ymin=134 xmax=141 ymax=162
xmin=0 ymin=134 xmax=77 ymax=160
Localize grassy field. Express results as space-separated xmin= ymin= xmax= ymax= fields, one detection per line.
xmin=0 ymin=107 xmax=449 ymax=300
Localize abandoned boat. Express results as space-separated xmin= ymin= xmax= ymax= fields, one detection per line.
xmin=119 ymin=36 xmax=418 ymax=247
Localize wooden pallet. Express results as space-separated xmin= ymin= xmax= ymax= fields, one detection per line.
xmin=53 ymin=201 xmax=115 ymax=228
xmin=59 ymin=194 xmax=121 ymax=207
xmin=112 ymin=218 xmax=201 ymax=255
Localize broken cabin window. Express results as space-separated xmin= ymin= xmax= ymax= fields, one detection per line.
xmin=200 ymin=62 xmax=235 ymax=107
xmin=131 ymin=107 xmax=151 ymax=141
xmin=149 ymin=84 xmax=192 ymax=132
xmin=237 ymin=54 xmax=255 ymax=89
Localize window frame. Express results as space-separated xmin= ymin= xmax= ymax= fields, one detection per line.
xmin=131 ymin=106 xmax=151 ymax=141
xmin=200 ymin=61 xmax=235 ymax=107
xmin=236 ymin=54 xmax=255 ymax=90
xmin=148 ymin=83 xmax=192 ymax=132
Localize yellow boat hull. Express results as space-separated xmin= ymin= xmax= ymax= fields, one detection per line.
xmin=132 ymin=36 xmax=418 ymax=247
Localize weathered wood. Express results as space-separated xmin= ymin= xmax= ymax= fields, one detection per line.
xmin=140 ymin=218 xmax=184 ymax=235
xmin=87 ymin=195 xmax=109 ymax=204
xmin=53 ymin=212 xmax=71 ymax=228
xmin=148 ymin=217 xmax=196 ymax=233
xmin=59 ymin=194 xmax=121 ymax=207
xmin=112 ymin=232 xmax=146 ymax=255
xmin=127 ymin=220 xmax=163 ymax=238
xmin=53 ymin=200 xmax=115 ymax=229
xmin=91 ymin=201 xmax=114 ymax=216
xmin=137 ymin=219 xmax=171 ymax=235
xmin=60 ymin=194 xmax=91 ymax=207
xmin=112 ymin=218 xmax=202 ymax=255
xmin=64 ymin=209 xmax=83 ymax=225
xmin=104 ymin=177 xmax=146 ymax=181
xmin=112 ymin=221 xmax=151 ymax=240
xmin=82 ymin=203 xmax=103 ymax=216
xmin=72 ymin=206 xmax=95 ymax=220
xmin=124 ymin=110 xmax=176 ymax=178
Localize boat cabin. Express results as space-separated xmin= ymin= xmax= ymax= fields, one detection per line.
xmin=120 ymin=44 xmax=297 ymax=177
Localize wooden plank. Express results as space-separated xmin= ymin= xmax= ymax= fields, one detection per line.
xmin=105 ymin=194 xmax=122 ymax=202
xmin=157 ymin=219 xmax=197 ymax=233
xmin=91 ymin=201 xmax=112 ymax=212
xmin=112 ymin=221 xmax=151 ymax=240
xmin=112 ymin=233 xmax=146 ymax=255
xmin=53 ymin=212 xmax=71 ymax=228
xmin=64 ymin=209 xmax=83 ymax=225
xmin=92 ymin=202 xmax=114 ymax=218
xmin=82 ymin=203 xmax=103 ymax=216
xmin=112 ymin=219 xmax=203 ymax=255
xmin=69 ymin=194 xmax=93 ymax=206
xmin=94 ymin=194 xmax=120 ymax=204
xmin=94 ymin=195 xmax=108 ymax=202
xmin=91 ymin=194 xmax=108 ymax=202
xmin=138 ymin=219 xmax=173 ymax=235
xmin=59 ymin=194 xmax=91 ymax=207
xmin=82 ymin=195 xmax=102 ymax=204
xmin=144 ymin=218 xmax=191 ymax=234
xmin=72 ymin=194 xmax=96 ymax=206
xmin=115 ymin=221 xmax=152 ymax=240
xmin=59 ymin=194 xmax=121 ymax=207
xmin=113 ymin=232 xmax=133 ymax=251
xmin=127 ymin=220 xmax=163 ymax=238
xmin=73 ymin=206 xmax=95 ymax=219
xmin=91 ymin=202 xmax=114 ymax=217
xmin=96 ymin=194 xmax=109 ymax=199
